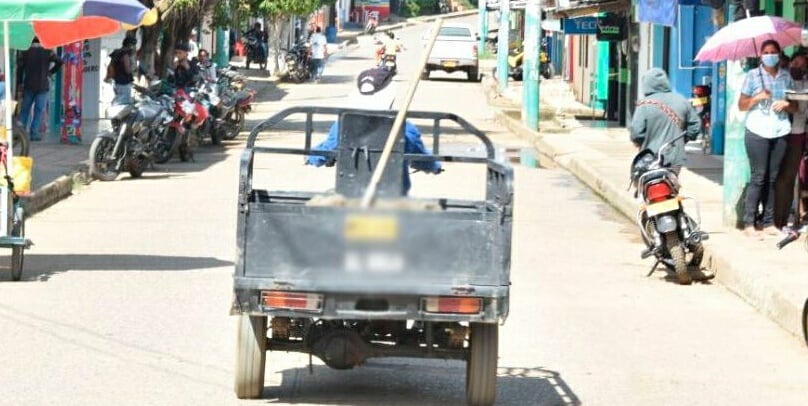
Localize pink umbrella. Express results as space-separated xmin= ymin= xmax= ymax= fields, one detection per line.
xmin=695 ymin=15 xmax=802 ymax=62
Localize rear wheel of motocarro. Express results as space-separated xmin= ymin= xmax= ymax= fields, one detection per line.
xmin=466 ymin=322 xmax=498 ymax=406
xmin=666 ymin=232 xmax=691 ymax=285
xmin=234 ymin=315 xmax=267 ymax=399
xmin=223 ymin=110 xmax=245 ymax=140
xmin=89 ymin=136 xmax=120 ymax=181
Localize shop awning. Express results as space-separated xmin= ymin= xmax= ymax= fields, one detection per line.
xmin=546 ymin=0 xmax=631 ymax=19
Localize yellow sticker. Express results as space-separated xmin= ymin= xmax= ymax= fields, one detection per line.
xmin=344 ymin=215 xmax=399 ymax=242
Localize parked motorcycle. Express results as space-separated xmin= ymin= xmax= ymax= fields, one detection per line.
xmin=691 ymin=84 xmax=712 ymax=154
xmin=170 ymin=87 xmax=208 ymax=162
xmin=492 ymin=46 xmax=524 ymax=81
xmin=243 ymin=32 xmax=267 ymax=71
xmin=629 ymin=134 xmax=709 ymax=285
xmin=283 ymin=43 xmax=312 ymax=83
xmin=89 ymin=83 xmax=174 ymax=181
xmin=216 ymin=68 xmax=254 ymax=140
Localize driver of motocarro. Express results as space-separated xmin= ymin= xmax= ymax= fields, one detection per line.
xmin=304 ymin=71 xmax=442 ymax=196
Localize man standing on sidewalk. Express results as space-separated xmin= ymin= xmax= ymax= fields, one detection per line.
xmin=16 ymin=37 xmax=62 ymax=141
xmin=309 ymin=26 xmax=328 ymax=82
xmin=629 ymin=68 xmax=702 ymax=174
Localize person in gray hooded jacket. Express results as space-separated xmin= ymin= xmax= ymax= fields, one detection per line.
xmin=629 ymin=68 xmax=702 ymax=173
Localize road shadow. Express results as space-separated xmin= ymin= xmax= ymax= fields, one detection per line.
xmin=0 ymin=254 xmax=233 ymax=282
xmin=316 ymin=75 xmax=356 ymax=85
xmin=264 ymin=362 xmax=580 ymax=405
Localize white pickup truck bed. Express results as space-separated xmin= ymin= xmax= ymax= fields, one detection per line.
xmin=422 ymin=23 xmax=480 ymax=82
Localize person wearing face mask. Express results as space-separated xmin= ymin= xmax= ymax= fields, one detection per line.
xmin=738 ymin=39 xmax=798 ymax=238
xmin=774 ymin=52 xmax=808 ymax=228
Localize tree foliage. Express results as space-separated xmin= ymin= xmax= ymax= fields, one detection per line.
xmin=136 ymin=0 xmax=218 ymax=79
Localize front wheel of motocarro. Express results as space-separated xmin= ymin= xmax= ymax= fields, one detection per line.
xmin=234 ymin=315 xmax=267 ymax=399
xmin=466 ymin=322 xmax=498 ymax=406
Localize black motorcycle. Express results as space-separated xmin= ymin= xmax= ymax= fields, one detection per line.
xmin=629 ymin=134 xmax=709 ymax=285
xmin=243 ymin=32 xmax=267 ymax=70
xmin=283 ymin=43 xmax=311 ymax=83
xmin=89 ymin=84 xmax=174 ymax=181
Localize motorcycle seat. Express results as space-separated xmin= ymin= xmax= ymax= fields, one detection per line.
xmin=106 ymin=104 xmax=134 ymax=120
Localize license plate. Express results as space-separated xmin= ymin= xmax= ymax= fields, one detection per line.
xmin=344 ymin=215 xmax=399 ymax=242
xmin=442 ymin=61 xmax=457 ymax=68
xmin=646 ymin=199 xmax=679 ymax=216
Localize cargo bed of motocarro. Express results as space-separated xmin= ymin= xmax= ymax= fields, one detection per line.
xmin=231 ymin=190 xmax=510 ymax=323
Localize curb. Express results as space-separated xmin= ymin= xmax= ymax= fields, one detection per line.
xmin=487 ymin=83 xmax=808 ymax=343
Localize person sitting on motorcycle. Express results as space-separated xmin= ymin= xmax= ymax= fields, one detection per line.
xmin=170 ymin=43 xmax=201 ymax=89
xmin=245 ymin=22 xmax=268 ymax=60
xmin=304 ymin=70 xmax=442 ymax=196
xmin=629 ymin=68 xmax=702 ymax=175
xmin=196 ymin=49 xmax=217 ymax=83
xmin=377 ymin=31 xmax=402 ymax=63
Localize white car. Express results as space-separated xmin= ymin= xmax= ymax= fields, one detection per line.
xmin=422 ymin=22 xmax=480 ymax=82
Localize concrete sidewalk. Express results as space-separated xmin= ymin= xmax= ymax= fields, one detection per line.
xmin=484 ymin=74 xmax=808 ymax=345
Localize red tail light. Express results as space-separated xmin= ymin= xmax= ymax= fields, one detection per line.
xmin=472 ymin=44 xmax=478 ymax=57
xmin=646 ymin=182 xmax=672 ymax=203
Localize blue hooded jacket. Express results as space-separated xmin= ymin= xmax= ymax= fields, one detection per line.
xmin=305 ymin=120 xmax=442 ymax=195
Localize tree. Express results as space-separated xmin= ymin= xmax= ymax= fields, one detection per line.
xmin=248 ymin=0 xmax=336 ymax=73
xmin=136 ymin=0 xmax=219 ymax=79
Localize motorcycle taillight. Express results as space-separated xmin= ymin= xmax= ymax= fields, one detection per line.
xmin=646 ymin=182 xmax=672 ymax=203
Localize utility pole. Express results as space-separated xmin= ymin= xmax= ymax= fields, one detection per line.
xmin=478 ymin=0 xmax=488 ymax=54
xmin=722 ymin=1 xmax=750 ymax=227
xmin=497 ymin=0 xmax=510 ymax=93
xmin=522 ymin=0 xmax=540 ymax=130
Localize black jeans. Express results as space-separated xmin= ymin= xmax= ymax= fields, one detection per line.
xmin=744 ymin=129 xmax=787 ymax=228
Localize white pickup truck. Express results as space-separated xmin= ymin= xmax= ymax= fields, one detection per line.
xmin=421 ymin=22 xmax=480 ymax=82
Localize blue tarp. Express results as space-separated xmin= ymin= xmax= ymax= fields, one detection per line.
xmin=637 ymin=0 xmax=678 ymax=26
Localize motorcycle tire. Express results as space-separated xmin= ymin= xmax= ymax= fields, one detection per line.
xmin=127 ymin=156 xmax=146 ymax=178
xmin=153 ymin=127 xmax=179 ymax=164
xmin=210 ymin=122 xmax=223 ymax=146
xmin=666 ymin=232 xmax=692 ymax=285
xmin=179 ymin=132 xmax=197 ymax=162
xmin=541 ymin=64 xmax=554 ymax=80
xmin=222 ymin=110 xmax=245 ymax=140
xmin=89 ymin=136 xmax=120 ymax=182
xmin=12 ymin=121 xmax=30 ymax=157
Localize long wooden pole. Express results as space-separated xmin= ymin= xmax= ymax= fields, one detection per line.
xmin=360 ymin=18 xmax=444 ymax=208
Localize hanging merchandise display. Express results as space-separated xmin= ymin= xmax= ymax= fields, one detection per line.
xmin=61 ymin=41 xmax=83 ymax=144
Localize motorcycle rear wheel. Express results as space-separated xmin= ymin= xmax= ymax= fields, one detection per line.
xmin=666 ymin=232 xmax=692 ymax=285
xmin=127 ymin=156 xmax=146 ymax=178
xmin=153 ymin=127 xmax=179 ymax=164
xmin=89 ymin=136 xmax=120 ymax=182
xmin=222 ymin=110 xmax=245 ymax=140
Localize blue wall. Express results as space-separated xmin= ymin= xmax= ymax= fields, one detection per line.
xmin=667 ymin=5 xmax=714 ymax=96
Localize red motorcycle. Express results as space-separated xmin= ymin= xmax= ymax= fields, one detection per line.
xmin=691 ymin=85 xmax=711 ymax=153
xmin=165 ymin=87 xmax=209 ymax=162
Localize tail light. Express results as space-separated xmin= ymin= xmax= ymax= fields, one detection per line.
xmin=423 ymin=297 xmax=481 ymax=314
xmin=262 ymin=291 xmax=323 ymax=312
xmin=472 ymin=44 xmax=478 ymax=57
xmin=646 ymin=182 xmax=672 ymax=203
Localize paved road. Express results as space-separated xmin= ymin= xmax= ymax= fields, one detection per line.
xmin=0 ymin=16 xmax=807 ymax=406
